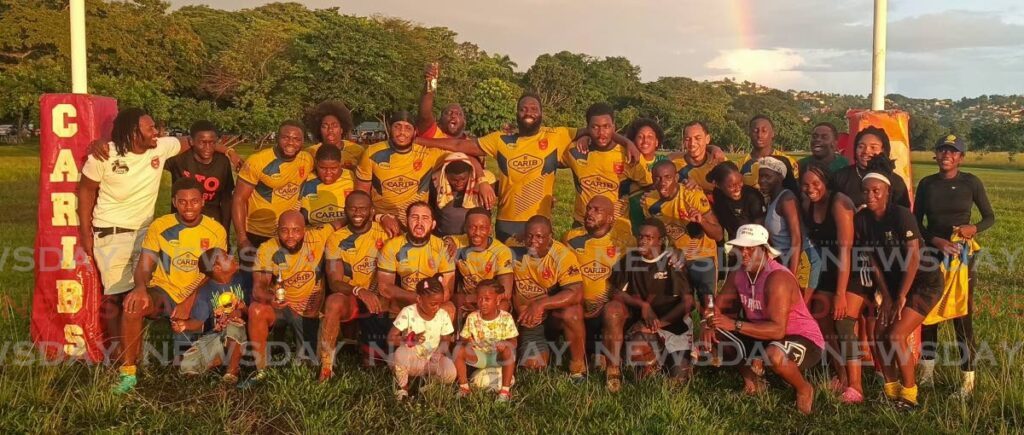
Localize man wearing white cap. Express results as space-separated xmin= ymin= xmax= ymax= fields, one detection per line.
xmin=702 ymin=224 xmax=824 ymax=415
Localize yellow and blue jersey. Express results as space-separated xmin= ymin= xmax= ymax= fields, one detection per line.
xmin=305 ymin=140 xmax=365 ymax=171
xmin=641 ymin=186 xmax=717 ymax=260
xmin=300 ymin=169 xmax=355 ymax=226
xmin=562 ymin=226 xmax=636 ymax=317
xmin=562 ymin=144 xmax=647 ymax=223
xmin=141 ymin=214 xmax=227 ymax=303
xmin=325 ymin=222 xmax=388 ymax=295
xmin=355 ymin=141 xmax=446 ymax=224
xmin=377 ymin=234 xmax=456 ymax=314
xmin=477 ymin=127 xmax=576 ymax=223
xmin=444 ymin=235 xmax=514 ymax=294
xmin=672 ymin=155 xmax=718 ymax=193
xmin=254 ymin=226 xmax=334 ymax=317
xmin=506 ymin=239 xmax=583 ymax=309
xmin=237 ymin=147 xmax=313 ymax=237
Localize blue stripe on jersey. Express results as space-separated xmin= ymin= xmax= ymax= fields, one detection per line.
xmin=569 ymin=147 xmax=587 ymax=161
xmin=566 ymin=234 xmax=590 ymax=250
xmin=500 ymin=134 xmax=518 ymax=145
xmin=417 ymin=171 xmax=432 ymax=193
xmin=741 ymin=159 xmax=755 ymax=174
xmin=262 ymin=158 xmax=283 ymax=177
xmin=677 ymin=165 xmax=693 ymax=183
xmin=397 ymin=241 xmax=413 ymax=264
xmin=496 ymin=152 xmax=509 ymax=177
xmin=160 ymin=222 xmax=186 ymax=243
xmin=255 ymin=182 xmax=274 ymax=202
xmin=338 ymin=232 xmax=360 ymax=251
xmin=648 ymin=197 xmax=668 ymax=216
xmin=541 ymin=151 xmax=559 ymax=175
xmin=301 ymin=179 xmax=322 ymax=198
xmin=371 ymin=176 xmax=383 ymax=194
xmin=160 ymin=251 xmax=172 ymax=274
xmin=342 ymin=261 xmax=353 ymax=279
xmin=510 ymin=246 xmax=530 ymax=261
xmin=272 ymin=250 xmax=286 ymax=265
xmin=371 ymin=147 xmax=396 ymax=164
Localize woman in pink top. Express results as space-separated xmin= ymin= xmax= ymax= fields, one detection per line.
xmin=702 ymin=224 xmax=824 ymax=415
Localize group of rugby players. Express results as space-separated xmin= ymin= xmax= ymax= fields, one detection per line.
xmin=77 ymin=64 xmax=994 ymax=414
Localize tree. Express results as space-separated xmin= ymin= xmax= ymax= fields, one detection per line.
xmin=463 ymin=78 xmax=520 ymax=136
xmin=909 ymin=114 xmax=944 ymax=151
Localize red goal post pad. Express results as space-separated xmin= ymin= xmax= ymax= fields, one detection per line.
xmin=31 ymin=94 xmax=118 ymax=362
xmin=845 ymin=109 xmax=914 ymax=205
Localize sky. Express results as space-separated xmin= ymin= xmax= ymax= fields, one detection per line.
xmin=167 ymin=0 xmax=1024 ymax=99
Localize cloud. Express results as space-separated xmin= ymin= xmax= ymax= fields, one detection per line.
xmin=164 ymin=0 xmax=1024 ymax=97
xmin=706 ymin=49 xmax=805 ymax=73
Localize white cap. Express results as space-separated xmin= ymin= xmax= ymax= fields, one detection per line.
xmin=756 ymin=157 xmax=788 ymax=178
xmin=725 ymin=224 xmax=781 ymax=258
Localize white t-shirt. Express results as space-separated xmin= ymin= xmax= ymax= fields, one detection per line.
xmin=460 ymin=310 xmax=518 ymax=352
xmin=393 ymin=304 xmax=454 ymax=357
xmin=81 ymin=137 xmax=181 ymax=229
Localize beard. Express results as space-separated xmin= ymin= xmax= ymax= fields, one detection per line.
xmin=516 ymin=114 xmax=542 ymax=136
xmin=407 ymin=231 xmax=430 ymax=245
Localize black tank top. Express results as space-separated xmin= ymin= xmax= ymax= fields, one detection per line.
xmin=803 ymin=192 xmax=839 ymax=273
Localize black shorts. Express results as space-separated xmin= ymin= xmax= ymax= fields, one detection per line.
xmin=358 ymin=313 xmax=393 ymax=354
xmin=518 ymin=315 xmax=562 ymax=359
xmin=907 ymin=278 xmax=943 ymax=317
xmin=715 ymin=329 xmax=822 ymax=371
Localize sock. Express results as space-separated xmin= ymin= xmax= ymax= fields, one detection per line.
xmin=900 ymin=384 xmax=919 ymax=405
xmin=919 ymin=359 xmax=936 ymax=383
xmin=961 ymin=371 xmax=975 ymax=394
xmin=120 ymin=365 xmax=137 ymax=377
xmin=883 ymin=381 xmax=901 ymax=399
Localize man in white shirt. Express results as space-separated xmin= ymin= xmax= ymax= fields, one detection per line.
xmin=77 ymin=108 xmax=240 ymax=358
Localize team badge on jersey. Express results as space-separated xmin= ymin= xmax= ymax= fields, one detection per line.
xmin=151 ymin=157 xmax=160 ymax=169
xmin=539 ymin=139 xmax=548 ymax=150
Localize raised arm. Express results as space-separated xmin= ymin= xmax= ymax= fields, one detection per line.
xmin=417 ymin=64 xmax=439 ymax=133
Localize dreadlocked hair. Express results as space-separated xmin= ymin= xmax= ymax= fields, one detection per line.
xmin=110 ymin=108 xmax=149 ymax=157
xmin=416 ymin=273 xmax=446 ymax=296
xmin=864 ymin=152 xmax=897 ymax=177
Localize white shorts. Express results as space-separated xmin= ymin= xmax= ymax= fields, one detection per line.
xmin=93 ymin=222 xmax=150 ymax=295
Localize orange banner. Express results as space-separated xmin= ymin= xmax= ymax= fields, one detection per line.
xmin=846 ymin=109 xmax=914 ymax=205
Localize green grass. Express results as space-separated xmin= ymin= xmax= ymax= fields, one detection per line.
xmin=1 ymin=144 xmax=1022 ymax=432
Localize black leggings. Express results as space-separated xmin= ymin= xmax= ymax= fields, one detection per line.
xmin=921 ymin=265 xmax=975 ymax=371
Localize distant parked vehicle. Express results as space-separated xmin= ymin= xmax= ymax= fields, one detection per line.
xmin=0 ymin=125 xmax=14 ymax=136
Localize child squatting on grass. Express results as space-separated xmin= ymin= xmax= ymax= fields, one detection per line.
xmin=173 ymin=247 xmax=248 ymax=384
xmin=454 ymin=279 xmax=518 ymax=401
xmin=388 ymin=273 xmax=457 ymax=400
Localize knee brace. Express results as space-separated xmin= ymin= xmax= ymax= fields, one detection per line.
xmin=836 ymin=317 xmax=860 ymax=361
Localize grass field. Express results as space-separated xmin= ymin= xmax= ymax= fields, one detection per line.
xmin=1 ymin=144 xmax=1022 ymax=433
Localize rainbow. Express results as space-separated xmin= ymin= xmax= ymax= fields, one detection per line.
xmin=728 ymin=0 xmax=755 ymax=50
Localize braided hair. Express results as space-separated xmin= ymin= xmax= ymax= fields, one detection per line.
xmin=415 ymin=273 xmax=446 ymax=296
xmin=110 ymin=108 xmax=149 ymax=157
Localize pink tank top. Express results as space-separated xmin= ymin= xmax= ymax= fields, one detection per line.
xmin=734 ymin=259 xmax=824 ymax=348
